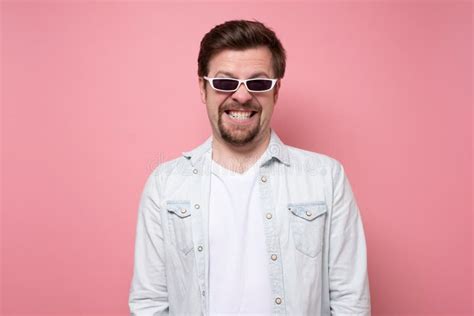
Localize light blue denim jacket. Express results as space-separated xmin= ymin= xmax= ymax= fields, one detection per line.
xmin=129 ymin=129 xmax=371 ymax=315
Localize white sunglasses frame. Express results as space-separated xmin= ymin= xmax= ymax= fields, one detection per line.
xmin=203 ymin=76 xmax=278 ymax=93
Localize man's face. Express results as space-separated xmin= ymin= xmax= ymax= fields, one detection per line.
xmin=199 ymin=46 xmax=280 ymax=146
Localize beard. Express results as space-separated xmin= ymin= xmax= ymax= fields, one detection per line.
xmin=217 ymin=102 xmax=261 ymax=146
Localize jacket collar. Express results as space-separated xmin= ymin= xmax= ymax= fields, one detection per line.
xmin=181 ymin=128 xmax=290 ymax=167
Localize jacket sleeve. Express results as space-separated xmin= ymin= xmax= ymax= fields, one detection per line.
xmin=329 ymin=161 xmax=371 ymax=315
xmin=129 ymin=169 xmax=169 ymax=315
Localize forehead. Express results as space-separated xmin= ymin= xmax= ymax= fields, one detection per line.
xmin=208 ymin=46 xmax=274 ymax=78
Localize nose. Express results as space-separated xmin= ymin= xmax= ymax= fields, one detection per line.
xmin=231 ymin=82 xmax=253 ymax=104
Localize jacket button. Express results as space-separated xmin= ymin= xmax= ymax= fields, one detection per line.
xmin=275 ymin=297 xmax=282 ymax=305
xmin=194 ymin=204 xmax=200 ymax=209
xmin=265 ymin=213 xmax=272 ymax=220
xmin=197 ymin=246 xmax=203 ymax=252
xmin=271 ymin=254 xmax=278 ymax=261
xmin=305 ymin=211 xmax=312 ymax=217
xmin=261 ymin=176 xmax=267 ymax=183
xmin=180 ymin=209 xmax=187 ymax=214
xmin=193 ymin=168 xmax=198 ymax=174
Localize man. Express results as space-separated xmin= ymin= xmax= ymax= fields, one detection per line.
xmin=129 ymin=20 xmax=371 ymax=315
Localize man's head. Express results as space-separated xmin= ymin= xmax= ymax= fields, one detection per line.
xmin=198 ymin=20 xmax=286 ymax=147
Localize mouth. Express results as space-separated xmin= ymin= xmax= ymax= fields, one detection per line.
xmin=223 ymin=110 xmax=259 ymax=123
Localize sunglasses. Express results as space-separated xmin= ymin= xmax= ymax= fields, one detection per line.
xmin=203 ymin=76 xmax=278 ymax=93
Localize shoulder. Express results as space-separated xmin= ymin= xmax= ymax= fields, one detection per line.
xmin=285 ymin=144 xmax=343 ymax=175
xmin=149 ymin=155 xmax=192 ymax=184
xmin=139 ymin=155 xmax=197 ymax=205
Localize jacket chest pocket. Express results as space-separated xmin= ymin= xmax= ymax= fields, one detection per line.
xmin=288 ymin=202 xmax=327 ymax=258
xmin=166 ymin=200 xmax=194 ymax=255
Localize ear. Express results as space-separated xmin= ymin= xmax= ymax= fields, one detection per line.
xmin=273 ymin=80 xmax=281 ymax=104
xmin=198 ymin=77 xmax=207 ymax=104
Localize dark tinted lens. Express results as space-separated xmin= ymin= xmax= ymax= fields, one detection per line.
xmin=247 ymin=79 xmax=273 ymax=91
xmin=212 ymin=79 xmax=239 ymax=91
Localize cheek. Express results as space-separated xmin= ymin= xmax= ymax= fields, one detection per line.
xmin=209 ymin=94 xmax=228 ymax=109
xmin=206 ymin=95 xmax=226 ymax=117
xmin=262 ymin=108 xmax=274 ymax=122
xmin=260 ymin=99 xmax=276 ymax=118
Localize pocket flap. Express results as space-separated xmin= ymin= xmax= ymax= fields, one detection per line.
xmin=288 ymin=201 xmax=327 ymax=221
xmin=166 ymin=200 xmax=192 ymax=218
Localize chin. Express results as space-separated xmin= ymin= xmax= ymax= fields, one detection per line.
xmin=221 ymin=129 xmax=259 ymax=146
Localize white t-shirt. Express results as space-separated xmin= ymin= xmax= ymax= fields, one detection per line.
xmin=209 ymin=150 xmax=272 ymax=315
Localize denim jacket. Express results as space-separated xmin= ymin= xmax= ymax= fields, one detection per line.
xmin=129 ymin=129 xmax=371 ymax=315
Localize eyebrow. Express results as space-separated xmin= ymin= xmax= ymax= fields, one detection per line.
xmin=214 ymin=71 xmax=271 ymax=78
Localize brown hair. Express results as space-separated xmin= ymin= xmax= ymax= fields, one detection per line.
xmin=198 ymin=20 xmax=286 ymax=78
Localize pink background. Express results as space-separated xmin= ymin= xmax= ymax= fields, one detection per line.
xmin=1 ymin=1 xmax=472 ymax=315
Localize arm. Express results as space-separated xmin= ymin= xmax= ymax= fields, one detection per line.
xmin=129 ymin=169 xmax=169 ymax=315
xmin=329 ymin=161 xmax=371 ymax=315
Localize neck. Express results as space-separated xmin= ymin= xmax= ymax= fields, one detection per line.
xmin=211 ymin=129 xmax=271 ymax=174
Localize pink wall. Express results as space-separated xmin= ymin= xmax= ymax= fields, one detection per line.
xmin=1 ymin=2 xmax=472 ymax=315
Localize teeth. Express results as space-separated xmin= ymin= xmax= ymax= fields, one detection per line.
xmin=228 ymin=111 xmax=252 ymax=120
